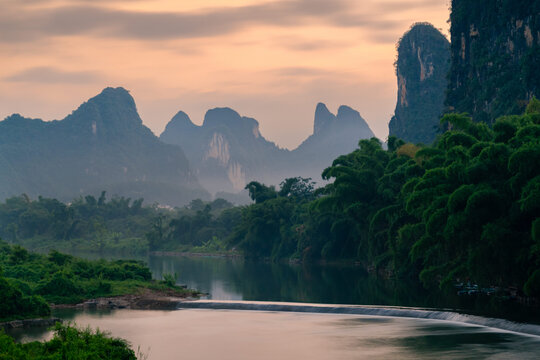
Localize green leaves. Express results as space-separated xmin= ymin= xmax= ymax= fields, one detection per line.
xmin=100 ymin=99 xmax=540 ymax=295
xmin=0 ymin=324 xmax=137 ymax=359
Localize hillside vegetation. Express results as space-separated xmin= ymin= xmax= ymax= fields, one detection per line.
xmin=229 ymin=100 xmax=540 ymax=296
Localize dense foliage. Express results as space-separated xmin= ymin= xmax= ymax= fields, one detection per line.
xmin=0 ymin=323 xmax=137 ymax=359
xmin=145 ymin=198 xmax=241 ymax=252
xmin=229 ymin=102 xmax=540 ymax=296
xmin=0 ymin=192 xmax=153 ymax=254
xmin=0 ymin=193 xmax=238 ymax=255
xmin=227 ymin=177 xmax=316 ymax=259
xmin=0 ymin=240 xmax=195 ymax=313
xmin=0 ymin=267 xmax=50 ymax=322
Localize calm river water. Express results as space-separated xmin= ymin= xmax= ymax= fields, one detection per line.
xmin=10 ymin=254 xmax=540 ymax=359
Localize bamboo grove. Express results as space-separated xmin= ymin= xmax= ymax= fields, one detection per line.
xmin=229 ymin=100 xmax=540 ymax=296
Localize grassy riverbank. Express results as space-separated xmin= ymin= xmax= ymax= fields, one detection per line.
xmin=0 ymin=323 xmax=140 ymax=359
xmin=0 ymin=240 xmax=198 ymax=322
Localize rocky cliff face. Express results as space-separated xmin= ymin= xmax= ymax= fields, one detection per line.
xmin=160 ymin=107 xmax=287 ymax=194
xmin=446 ymin=0 xmax=540 ymax=122
xmin=291 ymin=103 xmax=374 ymax=178
xmin=388 ymin=23 xmax=450 ymax=144
xmin=160 ymin=102 xmax=375 ymax=194
xmin=0 ymin=87 xmax=208 ymax=205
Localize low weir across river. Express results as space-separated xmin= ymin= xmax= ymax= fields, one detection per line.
xmin=10 ymin=254 xmax=540 ymax=359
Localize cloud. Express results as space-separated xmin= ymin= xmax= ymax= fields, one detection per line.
xmin=0 ymin=0 xmax=421 ymax=43
xmin=373 ymin=0 xmax=449 ymax=13
xmin=275 ymin=37 xmax=353 ymax=52
xmin=4 ymin=67 xmax=102 ymax=84
xmin=0 ymin=1 xmax=341 ymax=41
xmin=268 ymin=67 xmax=338 ymax=78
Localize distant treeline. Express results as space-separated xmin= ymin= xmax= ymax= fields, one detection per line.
xmin=0 ymin=192 xmax=239 ymax=255
xmin=1 ymin=102 xmax=540 ymax=296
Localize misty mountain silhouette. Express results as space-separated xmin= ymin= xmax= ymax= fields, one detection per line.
xmin=160 ymin=102 xmax=375 ymax=194
xmin=0 ymin=87 xmax=208 ymax=205
xmin=1 ymin=87 xmax=377 ymax=202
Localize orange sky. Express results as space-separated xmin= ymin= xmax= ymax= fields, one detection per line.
xmin=0 ymin=0 xmax=450 ymax=149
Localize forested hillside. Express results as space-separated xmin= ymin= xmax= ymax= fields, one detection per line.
xmin=229 ymin=100 xmax=540 ymax=296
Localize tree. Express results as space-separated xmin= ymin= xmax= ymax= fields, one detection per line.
xmin=245 ymin=181 xmax=277 ymax=204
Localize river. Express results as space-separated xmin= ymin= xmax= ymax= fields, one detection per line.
xmin=9 ymin=254 xmax=540 ymax=359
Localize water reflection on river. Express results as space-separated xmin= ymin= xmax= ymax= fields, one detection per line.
xmin=147 ymin=255 xmax=429 ymax=305
xmin=9 ymin=254 xmax=540 ymax=359
xmin=14 ymin=308 xmax=540 ymax=360
xmin=146 ymin=255 xmax=539 ymax=323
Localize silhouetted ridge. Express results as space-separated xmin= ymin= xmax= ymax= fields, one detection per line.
xmin=161 ymin=101 xmax=376 ymax=194
xmin=64 ymin=87 xmax=144 ymax=135
xmin=336 ymin=105 xmax=371 ymax=132
xmin=161 ymin=106 xmax=285 ymax=196
xmin=170 ymin=111 xmax=198 ymax=129
xmin=0 ymin=87 xmax=208 ymax=206
xmin=293 ymin=103 xmax=374 ymax=177
xmin=203 ymin=108 xmax=261 ymax=138
xmin=313 ymin=103 xmax=335 ymax=134
xmin=160 ymin=111 xmax=199 ymax=144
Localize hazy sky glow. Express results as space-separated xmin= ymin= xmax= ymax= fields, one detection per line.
xmin=0 ymin=0 xmax=450 ymax=149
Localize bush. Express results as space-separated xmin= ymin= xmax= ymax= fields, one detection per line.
xmin=0 ymin=323 xmax=138 ymax=359
xmin=35 ymin=272 xmax=81 ymax=298
xmin=0 ymin=276 xmax=50 ymax=320
xmin=162 ymin=273 xmax=178 ymax=287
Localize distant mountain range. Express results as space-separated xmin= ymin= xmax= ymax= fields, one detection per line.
xmin=160 ymin=107 xmax=287 ymax=195
xmin=1 ymin=87 xmax=376 ymax=204
xmin=291 ymin=103 xmax=374 ymax=173
xmin=160 ymin=102 xmax=374 ymax=194
xmin=0 ymin=87 xmax=208 ymax=206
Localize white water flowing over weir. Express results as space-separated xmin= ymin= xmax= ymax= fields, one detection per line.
xmin=177 ymin=300 xmax=540 ymax=337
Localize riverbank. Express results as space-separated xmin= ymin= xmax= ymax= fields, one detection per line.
xmin=0 ymin=317 xmax=62 ymax=330
xmin=1 ymin=287 xmax=201 ymax=333
xmin=51 ymin=287 xmax=201 ymax=311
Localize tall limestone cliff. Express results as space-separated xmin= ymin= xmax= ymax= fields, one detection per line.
xmin=446 ymin=0 xmax=540 ymax=123
xmin=0 ymin=87 xmax=208 ymax=205
xmin=389 ymin=23 xmax=450 ymax=144
xmin=160 ymin=108 xmax=287 ymax=194
xmin=160 ymin=103 xmax=376 ymax=194
xmin=291 ymin=103 xmax=375 ymax=179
